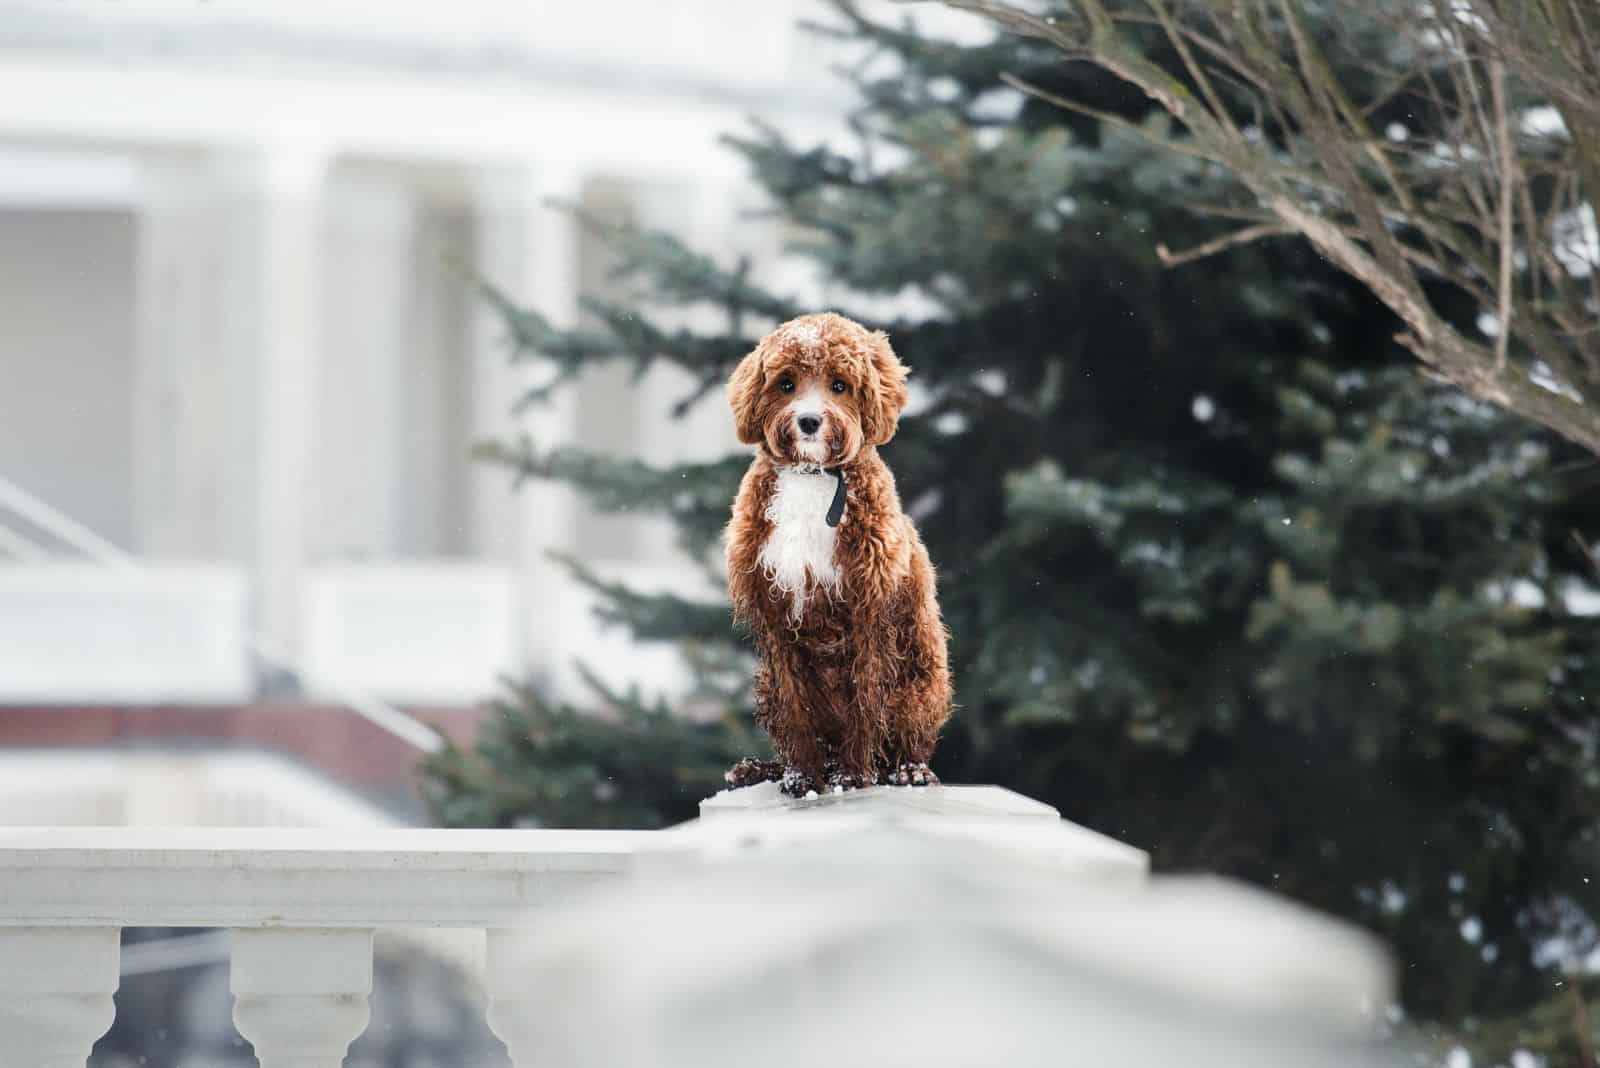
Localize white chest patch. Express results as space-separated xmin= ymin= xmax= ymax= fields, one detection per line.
xmin=758 ymin=468 xmax=843 ymax=618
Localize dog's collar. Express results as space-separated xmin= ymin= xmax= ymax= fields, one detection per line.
xmin=776 ymin=462 xmax=848 ymax=527
xmin=824 ymin=466 xmax=847 ymax=527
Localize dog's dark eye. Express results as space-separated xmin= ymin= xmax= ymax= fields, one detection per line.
xmin=831 ymin=380 xmax=849 ymax=394
xmin=778 ymin=379 xmax=796 ymax=394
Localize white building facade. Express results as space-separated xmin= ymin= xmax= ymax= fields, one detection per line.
xmin=0 ymin=0 xmax=875 ymax=710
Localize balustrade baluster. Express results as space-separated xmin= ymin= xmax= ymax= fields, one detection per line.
xmin=0 ymin=927 xmax=120 ymax=1068
xmin=485 ymin=927 xmax=545 ymax=1068
xmin=230 ymin=927 xmax=373 ymax=1068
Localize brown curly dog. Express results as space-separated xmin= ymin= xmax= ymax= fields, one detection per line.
xmin=723 ymin=312 xmax=951 ymax=795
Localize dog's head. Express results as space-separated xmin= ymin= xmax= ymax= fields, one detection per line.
xmin=728 ymin=313 xmax=909 ymax=466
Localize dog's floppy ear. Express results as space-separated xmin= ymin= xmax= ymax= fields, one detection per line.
xmin=860 ymin=330 xmax=910 ymax=447
xmin=727 ymin=343 xmax=767 ymax=445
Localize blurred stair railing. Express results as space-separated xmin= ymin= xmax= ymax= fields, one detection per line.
xmin=0 ymin=785 xmax=1401 ymax=1068
xmin=0 ymin=473 xmax=443 ymax=753
xmin=0 ymin=475 xmax=141 ymax=570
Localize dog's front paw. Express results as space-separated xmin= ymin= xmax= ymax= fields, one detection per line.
xmin=779 ymin=765 xmax=823 ymax=798
xmin=884 ymin=762 xmax=940 ymax=787
xmin=725 ymin=757 xmax=785 ymax=789
xmin=824 ymin=768 xmax=873 ymax=793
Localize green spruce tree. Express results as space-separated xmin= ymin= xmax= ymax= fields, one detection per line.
xmin=423 ymin=3 xmax=1600 ymax=1058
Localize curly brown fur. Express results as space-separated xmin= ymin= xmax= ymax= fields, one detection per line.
xmin=725 ymin=313 xmax=952 ymax=792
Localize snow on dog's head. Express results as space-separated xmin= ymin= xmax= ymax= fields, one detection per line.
xmin=727 ymin=312 xmax=909 ymax=467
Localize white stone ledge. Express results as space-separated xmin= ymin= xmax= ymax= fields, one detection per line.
xmin=690 ymin=783 xmax=1150 ymax=886
xmin=699 ymin=781 xmax=1064 ymax=819
xmin=0 ymin=827 xmax=650 ymax=928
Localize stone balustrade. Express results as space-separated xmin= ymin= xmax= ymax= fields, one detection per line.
xmin=0 ymin=825 xmax=648 ymax=1067
xmin=0 ymin=787 xmax=1396 ymax=1068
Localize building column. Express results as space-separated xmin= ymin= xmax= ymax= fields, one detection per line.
xmin=313 ymin=166 xmax=413 ymax=563
xmin=132 ymin=149 xmax=232 ymax=559
xmin=216 ymin=146 xmax=329 ymax=684
xmin=471 ymin=163 xmax=584 ymax=691
xmin=465 ymin=165 xmax=532 ymax=569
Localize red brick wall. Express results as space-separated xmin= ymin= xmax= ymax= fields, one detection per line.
xmin=0 ymin=703 xmax=485 ymax=793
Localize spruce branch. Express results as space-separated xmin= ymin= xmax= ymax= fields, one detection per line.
xmin=475 ymin=435 xmax=744 ymax=558
xmin=549 ymin=550 xmax=734 ymax=645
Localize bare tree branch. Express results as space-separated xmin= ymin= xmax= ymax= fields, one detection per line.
xmin=997 ymin=72 xmax=1222 ymax=164
xmin=1155 ymin=222 xmax=1290 ymax=266
xmin=936 ymin=0 xmax=1600 ymax=456
xmin=1490 ymin=58 xmax=1516 ymax=370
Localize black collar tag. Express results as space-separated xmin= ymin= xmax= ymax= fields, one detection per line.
xmin=824 ymin=466 xmax=847 ymax=527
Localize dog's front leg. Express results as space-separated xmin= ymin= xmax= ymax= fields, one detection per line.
xmin=841 ymin=538 xmax=908 ymax=784
xmin=844 ymin=624 xmax=895 ymax=783
xmin=756 ymin=635 xmax=832 ymax=789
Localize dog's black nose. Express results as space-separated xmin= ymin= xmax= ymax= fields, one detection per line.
xmin=797 ymin=415 xmax=822 ymax=436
